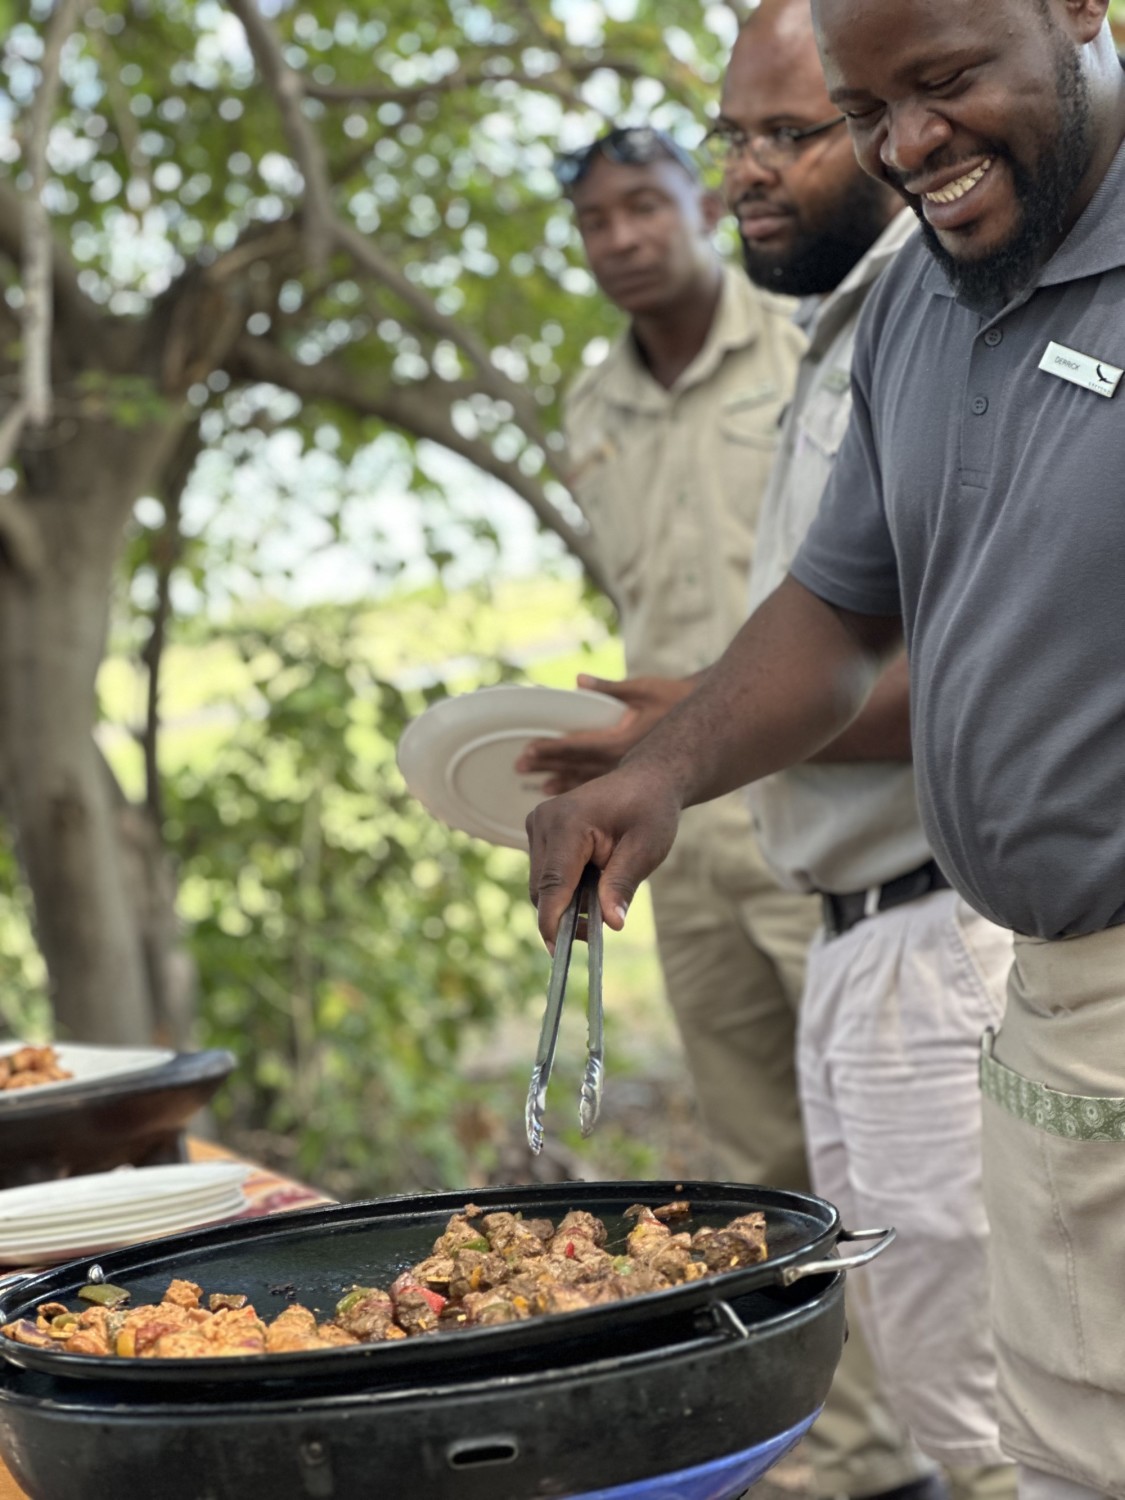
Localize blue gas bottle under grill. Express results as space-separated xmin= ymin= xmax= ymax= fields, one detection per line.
xmin=570 ymin=1410 xmax=819 ymax=1500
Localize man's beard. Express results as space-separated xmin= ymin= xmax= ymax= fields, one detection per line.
xmin=738 ymin=171 xmax=893 ymax=297
xmin=905 ymin=43 xmax=1093 ymax=311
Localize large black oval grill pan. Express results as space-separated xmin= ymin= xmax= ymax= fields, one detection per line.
xmin=0 ymin=1272 xmax=847 ymax=1500
xmin=0 ymin=1180 xmax=864 ymax=1392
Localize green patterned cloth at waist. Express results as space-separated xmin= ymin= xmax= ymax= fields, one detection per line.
xmin=979 ymin=1029 xmax=1125 ymax=1140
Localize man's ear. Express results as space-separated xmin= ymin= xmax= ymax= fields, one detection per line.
xmin=1057 ymin=0 xmax=1111 ymax=45
xmin=700 ymin=187 xmax=727 ymax=232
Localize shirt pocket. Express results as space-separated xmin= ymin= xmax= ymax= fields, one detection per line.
xmin=796 ymin=377 xmax=853 ymax=460
xmin=718 ymin=380 xmax=782 ymax=451
xmin=718 ymin=382 xmax=785 ymax=534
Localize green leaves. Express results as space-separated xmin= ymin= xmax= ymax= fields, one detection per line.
xmin=5 ymin=0 xmax=718 ymax=525
xmin=164 ymin=607 xmax=546 ymax=1194
xmin=0 ymin=1 xmax=719 ymax=1192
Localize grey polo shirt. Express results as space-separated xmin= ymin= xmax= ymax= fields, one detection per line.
xmin=792 ymin=135 xmax=1125 ymax=940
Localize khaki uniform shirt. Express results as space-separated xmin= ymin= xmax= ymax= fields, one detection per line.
xmin=564 ymin=264 xmax=806 ymax=889
xmin=746 ymin=212 xmax=930 ymax=894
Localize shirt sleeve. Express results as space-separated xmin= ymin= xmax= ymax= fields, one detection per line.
xmin=789 ymin=316 xmax=903 ymax=617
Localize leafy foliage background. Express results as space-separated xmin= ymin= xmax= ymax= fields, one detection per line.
xmin=3 ymin=0 xmax=1124 ymax=1195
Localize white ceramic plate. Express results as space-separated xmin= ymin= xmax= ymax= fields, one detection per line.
xmin=0 ymin=1201 xmax=249 ymax=1266
xmin=0 ymin=1182 xmax=250 ymax=1240
xmin=0 ymin=1163 xmax=249 ymax=1230
xmin=0 ymin=1192 xmax=248 ymax=1249
xmin=0 ymin=1187 xmax=248 ymax=1249
xmin=396 ymin=685 xmax=626 ymax=850
xmin=0 ymin=1042 xmax=176 ymax=1104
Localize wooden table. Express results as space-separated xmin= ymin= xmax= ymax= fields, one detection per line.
xmin=0 ymin=1139 xmax=333 ymax=1500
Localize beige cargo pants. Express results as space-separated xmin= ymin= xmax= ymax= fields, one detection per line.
xmin=649 ymin=800 xmax=930 ymax=1500
xmin=982 ymin=927 xmax=1125 ymax=1500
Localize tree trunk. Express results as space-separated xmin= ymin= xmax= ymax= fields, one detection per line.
xmin=0 ymin=421 xmax=188 ymax=1043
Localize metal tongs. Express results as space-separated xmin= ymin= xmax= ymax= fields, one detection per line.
xmin=525 ymin=862 xmax=604 ymax=1154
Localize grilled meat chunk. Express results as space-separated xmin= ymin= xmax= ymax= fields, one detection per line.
xmin=334 ymin=1287 xmax=404 ymax=1341
xmin=432 ymin=1215 xmax=491 ymax=1257
xmin=448 ymin=1248 xmax=510 ymax=1301
xmin=653 ymin=1201 xmax=692 ymax=1225
xmin=479 ymin=1212 xmax=548 ymax=1261
xmin=692 ymin=1212 xmax=768 ymax=1271
xmin=554 ymin=1210 xmax=608 ymax=1247
xmin=264 ymin=1304 xmax=352 ymax=1354
xmin=410 ymin=1254 xmax=455 ymax=1294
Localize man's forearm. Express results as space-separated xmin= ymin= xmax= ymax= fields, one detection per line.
xmin=621 ymin=575 xmax=902 ymax=806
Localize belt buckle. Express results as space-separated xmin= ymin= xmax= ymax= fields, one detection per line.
xmin=863 ymin=886 xmax=881 ymax=919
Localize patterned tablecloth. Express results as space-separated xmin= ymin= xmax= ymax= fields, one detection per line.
xmin=0 ymin=1138 xmax=334 ymax=1500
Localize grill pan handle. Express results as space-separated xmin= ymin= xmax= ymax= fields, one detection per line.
xmin=779 ymin=1225 xmax=896 ymax=1286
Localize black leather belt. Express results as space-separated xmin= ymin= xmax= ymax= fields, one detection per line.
xmin=820 ymin=859 xmax=950 ymax=939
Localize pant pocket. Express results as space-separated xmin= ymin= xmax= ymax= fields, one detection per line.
xmin=981 ymin=1033 xmax=1125 ymax=1394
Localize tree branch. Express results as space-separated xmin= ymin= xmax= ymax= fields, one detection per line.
xmin=24 ymin=0 xmax=90 ymax=426
xmin=202 ymin=220 xmax=302 ymax=287
xmin=0 ymin=181 xmax=101 ymax=342
xmin=87 ymin=28 xmax=152 ymax=207
xmin=333 ymin=221 xmax=550 ymax=450
xmin=220 ymin=12 xmax=553 ymax=449
xmin=303 ymin=56 xmax=650 ymax=105
xmin=229 ymin=335 xmax=609 ymax=593
xmin=226 ymin=0 xmax=334 ymax=275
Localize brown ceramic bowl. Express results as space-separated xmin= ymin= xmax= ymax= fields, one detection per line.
xmin=0 ymin=1049 xmax=235 ymax=1189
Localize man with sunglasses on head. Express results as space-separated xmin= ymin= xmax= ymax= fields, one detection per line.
xmin=525 ymin=112 xmax=937 ymax=1500
xmin=524 ymin=4 xmax=1016 ymax=1498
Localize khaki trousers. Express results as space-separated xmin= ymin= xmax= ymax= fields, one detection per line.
xmin=982 ymin=927 xmax=1125 ymax=1499
xmin=798 ymin=891 xmax=1012 ymax=1474
xmin=650 ymin=842 xmax=929 ymax=1500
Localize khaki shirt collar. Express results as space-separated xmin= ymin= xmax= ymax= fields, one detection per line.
xmin=595 ymin=263 xmax=765 ymax=414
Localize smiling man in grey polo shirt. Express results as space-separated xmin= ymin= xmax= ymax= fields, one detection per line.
xmin=525 ymin=1 xmax=1125 ymax=1496
xmin=724 ymin=5 xmax=1014 ymax=1490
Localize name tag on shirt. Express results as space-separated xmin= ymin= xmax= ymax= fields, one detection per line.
xmin=1039 ymin=341 xmax=1122 ymax=398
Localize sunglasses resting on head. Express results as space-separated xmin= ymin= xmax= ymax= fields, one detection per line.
xmin=553 ymin=126 xmax=701 ymax=191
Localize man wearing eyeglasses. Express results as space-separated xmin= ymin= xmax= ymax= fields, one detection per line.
xmin=524 ymin=4 xmax=1015 ymax=1499
xmin=541 ymin=130 xmax=823 ymax=1220
xmin=718 ymin=9 xmax=1013 ymax=1498
xmin=524 ymin=102 xmax=935 ymax=1500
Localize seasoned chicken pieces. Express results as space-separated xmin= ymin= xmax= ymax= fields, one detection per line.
xmin=1 ymin=1201 xmax=770 ymax=1359
xmin=0 ymin=1044 xmax=72 ymax=1091
xmin=265 ymin=1304 xmax=358 ymax=1354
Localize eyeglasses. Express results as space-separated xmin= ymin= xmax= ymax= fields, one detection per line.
xmin=703 ymin=115 xmax=847 ymax=174
xmin=553 ymin=126 xmax=700 ymax=191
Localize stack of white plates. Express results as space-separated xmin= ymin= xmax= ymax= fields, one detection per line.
xmin=0 ymin=1162 xmax=250 ymax=1267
